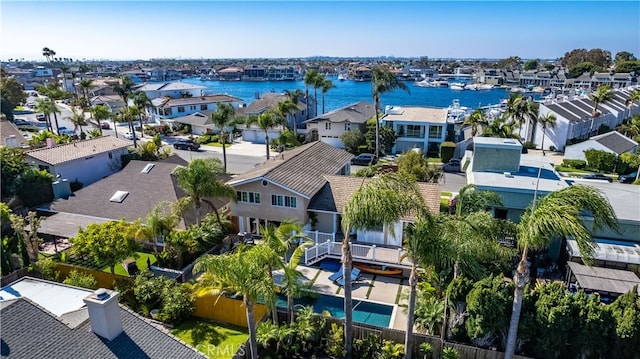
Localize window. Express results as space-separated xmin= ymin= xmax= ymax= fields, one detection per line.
xmin=344 ymin=122 xmax=351 ymax=131
xmin=428 ymin=126 xmax=443 ymax=139
xmin=108 ymin=152 xmax=113 ymax=159
xmin=190 ymin=105 xmax=196 ymax=111
xmin=325 ymin=122 xmax=331 ymax=130
xmin=177 ymin=106 xmax=185 ymax=113
xmin=201 ymin=104 xmax=207 ymax=111
xmin=236 ymin=191 xmax=261 ymax=204
xmin=271 ymin=195 xmax=296 ymax=208
xmin=406 ymin=125 xmax=424 ymax=138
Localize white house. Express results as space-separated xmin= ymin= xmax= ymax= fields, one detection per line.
xmin=304 ymin=101 xmax=375 ymax=148
xmin=564 ymin=131 xmax=638 ymax=161
xmin=135 ymin=82 xmax=207 ymax=100
xmin=150 ymin=94 xmax=243 ymax=122
xmin=24 ymin=136 xmax=130 ymax=187
xmin=381 ymin=106 xmax=448 ymax=155
xmin=244 ymin=92 xmax=310 ymax=133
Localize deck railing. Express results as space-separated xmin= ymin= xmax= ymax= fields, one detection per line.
xmin=304 ymin=230 xmax=336 ymax=243
xmin=304 ymin=239 xmax=412 ymax=268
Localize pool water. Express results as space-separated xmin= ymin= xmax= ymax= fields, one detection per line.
xmin=276 ymin=294 xmax=393 ymax=328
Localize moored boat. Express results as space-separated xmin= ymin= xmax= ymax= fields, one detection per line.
xmin=353 ymin=263 xmax=403 ymax=276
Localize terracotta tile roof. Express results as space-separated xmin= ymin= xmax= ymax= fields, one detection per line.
xmin=228 ymin=141 xmax=353 ymax=198
xmin=25 ymin=136 xmax=131 ymax=166
xmin=309 ymin=175 xmax=441 ymax=217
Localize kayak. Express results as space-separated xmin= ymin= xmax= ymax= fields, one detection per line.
xmin=353 ymin=263 xmax=403 ymax=276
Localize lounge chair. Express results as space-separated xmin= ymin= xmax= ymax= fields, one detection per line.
xmin=336 ymin=268 xmax=361 ymax=287
xmin=328 ymin=266 xmax=344 ymax=282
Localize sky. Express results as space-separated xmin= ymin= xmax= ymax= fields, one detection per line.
xmin=1 ymin=1 xmax=638 ymax=61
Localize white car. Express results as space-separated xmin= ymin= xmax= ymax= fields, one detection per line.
xmin=123 ymin=132 xmax=139 ymax=140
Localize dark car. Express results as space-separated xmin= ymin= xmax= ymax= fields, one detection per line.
xmin=619 ymin=172 xmax=638 ymax=184
xmin=442 ymin=159 xmax=462 ymax=173
xmin=100 ymin=122 xmax=111 ymax=129
xmin=351 ymin=153 xmax=377 ymax=166
xmin=173 ymin=139 xmax=201 ymax=151
xmin=581 ymin=173 xmax=613 ymax=183
xmin=36 ymin=113 xmax=46 ymax=121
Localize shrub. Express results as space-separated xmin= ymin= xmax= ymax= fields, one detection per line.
xmin=325 ymin=322 xmax=346 ymax=358
xmin=562 ymin=159 xmax=587 ymax=169
xmin=133 ymin=270 xmax=194 ymax=324
xmin=584 ymin=149 xmax=616 ymax=172
xmin=353 ymin=334 xmax=381 ymax=358
xmin=419 ymin=342 xmax=433 ymax=357
xmin=196 ymin=133 xmax=219 ymax=144
xmin=159 ymin=283 xmax=194 ymax=323
xmin=63 ymin=269 xmax=97 ymax=289
xmin=442 ymin=347 xmax=459 ymax=359
xmin=440 ymin=141 xmax=456 ymax=163
xmin=523 ymin=141 xmax=536 ymax=149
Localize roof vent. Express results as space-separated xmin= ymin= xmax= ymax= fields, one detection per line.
xmin=141 ymin=163 xmax=155 ymax=174
xmin=109 ymin=190 xmax=129 ymax=203
xmin=94 ymin=288 xmax=111 ymax=301
xmin=504 ymin=172 xmax=513 ymax=178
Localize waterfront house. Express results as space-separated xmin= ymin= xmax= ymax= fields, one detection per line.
xmin=564 ymin=131 xmax=638 ymax=162
xmin=216 ymin=66 xmax=243 ymax=81
xmin=226 ymin=141 xmax=352 ymax=235
xmin=304 ymin=101 xmax=375 ymax=148
xmin=150 ymin=94 xmax=243 ymax=124
xmin=0 ymin=277 xmax=204 ymax=358
xmin=381 ymin=106 xmax=448 ymax=156
xmin=243 ymin=65 xmax=267 ymax=81
xmin=25 ymin=136 xmax=131 ymax=188
xmin=135 ymin=81 xmax=207 ymax=100
xmin=242 ymin=92 xmax=311 ymax=143
xmin=350 ymin=65 xmax=372 ymax=81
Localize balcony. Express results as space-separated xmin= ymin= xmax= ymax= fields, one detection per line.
xmin=304 ymin=237 xmax=412 ymax=269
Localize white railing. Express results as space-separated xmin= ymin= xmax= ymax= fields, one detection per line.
xmin=304 ymin=239 xmax=412 ymax=267
xmin=304 ymin=230 xmax=335 ymax=243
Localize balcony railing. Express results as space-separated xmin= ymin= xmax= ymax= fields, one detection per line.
xmin=304 ymin=230 xmax=336 ymax=243
xmin=304 ymin=239 xmax=412 ymax=268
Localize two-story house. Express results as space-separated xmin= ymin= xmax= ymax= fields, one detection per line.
xmin=381 ymin=106 xmax=448 ymax=156
xmin=242 ymin=93 xmax=311 ymax=143
xmin=304 ymin=101 xmax=375 ymax=148
xmin=135 ymin=82 xmax=207 ymax=100
xmin=151 ymin=94 xmax=243 ymax=123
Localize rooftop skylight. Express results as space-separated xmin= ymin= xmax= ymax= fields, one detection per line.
xmin=109 ymin=191 xmax=129 ymax=203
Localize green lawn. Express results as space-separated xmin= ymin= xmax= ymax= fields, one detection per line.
xmin=100 ymin=252 xmax=157 ymax=276
xmin=206 ymin=142 xmax=232 ymax=148
xmin=170 ymin=318 xmax=249 ymax=359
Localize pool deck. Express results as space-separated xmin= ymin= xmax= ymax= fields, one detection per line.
xmin=280 ymin=265 xmax=411 ymax=331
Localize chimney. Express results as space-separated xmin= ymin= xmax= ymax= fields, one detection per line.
xmin=83 ymin=288 xmax=123 ymax=341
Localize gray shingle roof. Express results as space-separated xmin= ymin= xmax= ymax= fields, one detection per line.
xmin=591 ymin=131 xmax=638 ymax=155
xmin=25 ymin=136 xmax=131 ymax=166
xmin=0 ymin=298 xmax=204 ymax=358
xmin=304 ymin=101 xmax=375 ymax=124
xmin=228 ymin=141 xmax=353 ymax=198
xmin=173 ymin=111 xmax=215 ymax=126
xmin=159 ymin=95 xmax=242 ymax=108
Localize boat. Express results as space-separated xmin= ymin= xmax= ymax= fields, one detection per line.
xmin=353 ymin=263 xmax=403 ymax=276
xmin=414 ymin=79 xmax=431 ymax=87
xmin=450 ymin=84 xmax=465 ymax=91
xmin=338 ymin=73 xmax=346 ymax=81
xmin=431 ymin=79 xmax=449 ymax=87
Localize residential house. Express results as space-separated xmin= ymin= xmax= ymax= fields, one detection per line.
xmin=227 ymin=141 xmax=353 ymax=234
xmin=0 ymin=277 xmax=204 ymax=358
xmin=216 ymin=67 xmax=243 ymax=81
xmin=135 ymin=81 xmax=207 ymax=100
xmin=25 ymin=136 xmax=131 ymax=188
xmin=243 ymin=65 xmax=267 ymax=81
xmin=350 ymin=65 xmax=372 ymax=82
xmin=81 ymin=78 xmax=120 ymax=97
xmin=172 ymin=111 xmax=215 ymax=135
xmin=564 ymin=131 xmax=638 ymax=162
xmin=90 ymin=95 xmax=126 ymax=114
xmin=381 ymin=106 xmax=448 ymax=156
xmin=266 ymin=65 xmax=298 ymax=81
xmin=121 ymin=69 xmax=148 ymax=82
xmin=1 ymin=117 xmax=28 ymax=148
xmin=150 ymin=94 xmax=243 ymax=124
xmin=304 ymin=101 xmax=375 ymax=148
xmin=242 ymin=93 xmax=311 ymax=143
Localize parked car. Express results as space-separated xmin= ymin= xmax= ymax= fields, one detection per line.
xmin=442 ymin=159 xmax=462 ymax=173
xmin=123 ymin=132 xmax=139 ymax=140
xmin=57 ymin=126 xmax=75 ymax=136
xmin=351 ymin=153 xmax=377 ymax=166
xmin=173 ymin=139 xmax=201 ymax=151
xmin=13 ymin=119 xmax=30 ymax=126
xmin=36 ymin=113 xmax=45 ymax=121
xmin=619 ymin=172 xmax=638 ymax=184
xmin=100 ymin=122 xmax=111 ymax=129
xmin=581 ymin=173 xmax=613 ymax=183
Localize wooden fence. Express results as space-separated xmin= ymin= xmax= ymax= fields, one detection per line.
xmin=193 ymin=294 xmax=268 ymax=328
xmin=55 ymin=263 xmax=132 ymax=289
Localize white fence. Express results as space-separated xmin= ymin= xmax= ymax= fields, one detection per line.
xmin=304 ymin=240 xmax=412 ymax=268
xmin=304 ymin=230 xmax=336 ymax=243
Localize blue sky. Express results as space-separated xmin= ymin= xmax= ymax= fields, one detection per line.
xmin=1 ymin=1 xmax=638 ymax=61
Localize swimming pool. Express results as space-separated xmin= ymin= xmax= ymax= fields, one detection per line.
xmin=276 ymin=294 xmax=394 ymax=328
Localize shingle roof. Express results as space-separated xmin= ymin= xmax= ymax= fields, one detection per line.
xmin=25 ymin=136 xmax=131 ymax=166
xmin=228 ymin=141 xmax=353 ymax=198
xmin=0 ymin=297 xmax=204 ymax=358
xmin=173 ymin=111 xmax=214 ymax=126
xmin=309 ymin=175 xmax=441 ymax=217
xmin=304 ymin=101 xmax=375 ymax=124
xmin=1 ymin=119 xmax=28 ymax=148
xmin=591 ymin=131 xmax=638 ymax=155
xmin=136 ymin=81 xmax=206 ymax=92
xmin=245 ymin=93 xmax=302 ymax=114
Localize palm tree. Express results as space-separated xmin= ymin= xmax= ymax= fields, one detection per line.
xmin=537 ymin=113 xmax=557 ymax=155
xmin=482 ymin=117 xmax=519 ymax=139
xmin=173 ymin=158 xmax=236 ymax=226
xmin=211 ymin=103 xmax=237 ymax=173
xmin=245 ymin=110 xmax=285 ymax=160
xmin=320 ymin=78 xmax=336 ymax=114
xmin=283 ymin=89 xmax=304 ymax=134
xmin=303 ymin=69 xmax=321 ymax=121
xmin=33 ymin=98 xmax=57 ymax=133
xmin=193 ymin=245 xmax=278 ymax=359
xmin=462 ymin=109 xmax=489 ymax=137
xmin=91 ymin=104 xmax=111 ymax=136
xmin=276 ymin=99 xmax=299 ymax=132
xmin=280 ymin=243 xmax=312 ymax=324
xmin=59 ymin=64 xmax=70 ymax=92
xmin=132 ymin=91 xmax=153 ymax=138
xmin=341 ymin=174 xmax=425 ymax=358
xmin=590 ymin=85 xmax=613 ymax=117
xmin=112 ymin=76 xmax=137 ymax=146
xmin=37 ymin=83 xmax=68 ymax=135
xmin=372 ymin=66 xmax=410 ymax=156
xmin=143 ymin=199 xmax=191 ymax=252
xmin=627 ymin=88 xmax=640 ymax=109
xmin=503 ymin=185 xmax=618 ymax=358
xmin=42 ymin=47 xmax=56 ymax=63
xmin=67 ymin=108 xmax=87 ymax=134
xmin=504 ymin=93 xmax=538 ymax=142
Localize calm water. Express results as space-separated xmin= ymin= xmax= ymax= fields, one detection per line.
xmin=182 ymin=77 xmax=514 ymax=113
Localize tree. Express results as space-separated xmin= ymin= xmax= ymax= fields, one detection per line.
xmin=562 ymin=48 xmax=611 ymax=69
xmin=504 ymin=93 xmax=538 ymax=141
xmin=194 ymin=245 xmax=278 ymax=359
xmin=210 ymin=102 xmax=236 ymax=172
xmin=34 ymin=98 xmax=59 ymax=133
xmin=615 ymin=60 xmax=640 ymax=74
xmin=70 ymin=220 xmax=143 ymax=274
xmin=590 ymin=85 xmax=613 ymax=117
xmin=482 ymin=117 xmax=519 ymax=139
xmin=303 ymin=69 xmax=321 ymax=121
xmin=396 ymin=150 xmax=443 ymax=183
xmin=173 ymin=158 xmax=236 ymax=226
xmin=537 ymin=113 xmax=557 ymax=155
xmin=365 ymin=119 xmax=397 ymax=155
xmin=283 ymin=89 xmax=304 ymax=133
xmin=0 ymin=97 xmax=14 ymax=121
xmin=67 ymin=107 xmax=87 ymax=134
xmin=617 ymin=114 xmax=640 ymax=143
xmin=341 ymin=174 xmax=425 ymax=358
xmin=523 ymin=59 xmax=538 ymax=71
xmin=143 ymin=199 xmax=191 ymax=252
xmin=609 ymin=286 xmax=640 ymax=357
xmin=619 ymin=152 xmax=640 ymax=183
xmin=9 ymin=212 xmax=44 ymax=264
xmin=465 ymin=275 xmax=513 ymax=348
xmin=244 ymin=110 xmax=285 ymax=160
xmin=0 ymin=76 xmax=27 ymax=108
xmin=0 ymin=147 xmax=28 ymax=199
xmin=63 ymin=270 xmax=97 ymax=289
xmin=504 ymin=185 xmax=618 ymax=359
xmin=340 ymin=130 xmax=365 ymax=154
xmin=372 ymin=66 xmax=409 ymax=156
xmin=568 ymin=62 xmax=601 ymax=79
xmin=112 ymin=76 xmax=137 ymax=146
xmin=496 ymin=56 xmax=522 ymax=70
xmin=91 ymin=104 xmax=111 ymax=136
xmin=37 ymin=82 xmax=72 ymax=134
xmin=572 ymin=291 xmax=614 ymax=358
xmin=275 ymin=99 xmax=298 ymax=133
xmin=462 ymin=109 xmax=488 ymax=137
xmin=320 ymin=78 xmax=336 ymax=114
xmin=614 ymin=51 xmax=637 ymax=65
